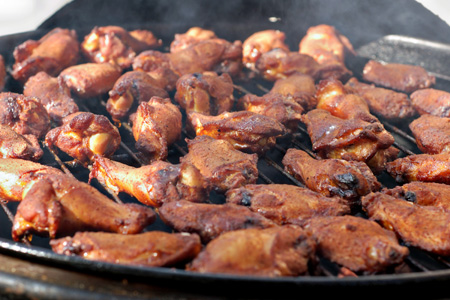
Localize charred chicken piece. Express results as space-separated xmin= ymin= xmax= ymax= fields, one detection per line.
xmin=90 ymin=155 xmax=207 ymax=208
xmin=0 ymin=92 xmax=51 ymax=139
xmin=81 ymin=25 xmax=162 ymax=69
xmin=304 ymin=215 xmax=409 ymax=274
xmin=188 ymin=110 xmax=286 ymax=155
xmin=59 ymin=62 xmax=122 ymax=99
xmin=12 ymin=173 xmax=156 ymax=241
xmin=170 ymin=27 xmax=217 ymax=53
xmin=11 ymin=28 xmax=80 ymax=83
xmin=0 ymin=125 xmax=43 ymax=161
xmin=225 ymin=184 xmax=351 ymax=226
xmin=344 ymin=77 xmax=416 ymax=121
xmin=0 ymin=55 xmax=5 ymax=91
xmin=410 ymin=88 xmax=450 ymax=117
xmin=23 ymin=71 xmax=79 ymax=125
xmin=386 ymin=152 xmax=450 ymax=184
xmin=282 ymin=149 xmax=381 ymax=202
xmin=106 ymin=70 xmax=169 ymax=121
xmin=299 ymin=24 xmax=355 ymax=80
xmin=362 ymin=192 xmax=450 ymax=256
xmin=158 ymin=200 xmax=277 ymax=243
xmin=409 ymin=114 xmax=450 ymax=154
xmin=130 ymin=97 xmax=182 ymax=162
xmin=174 ymin=71 xmax=234 ymax=116
xmin=45 ymin=112 xmax=121 ymax=165
xmin=51 ymin=231 xmax=201 ymax=267
xmin=362 ymin=60 xmax=435 ymax=93
xmin=187 ymin=225 xmax=316 ymax=277
xmin=180 ymin=135 xmax=259 ymax=193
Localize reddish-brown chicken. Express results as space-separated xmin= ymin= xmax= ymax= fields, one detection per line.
xmin=410 ymin=88 xmax=450 ymax=117
xmin=409 ymin=114 xmax=450 ymax=154
xmin=170 ymin=27 xmax=217 ymax=53
xmin=0 ymin=125 xmax=43 ymax=161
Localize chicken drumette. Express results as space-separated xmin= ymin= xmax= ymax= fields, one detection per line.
xmin=0 ymin=125 xmax=43 ymax=161
xmin=410 ymin=88 xmax=450 ymax=118
xmin=169 ymin=27 xmax=217 ymax=53
xmin=409 ymin=114 xmax=450 ymax=154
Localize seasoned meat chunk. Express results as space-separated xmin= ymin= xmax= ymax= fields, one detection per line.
xmin=409 ymin=114 xmax=450 ymax=154
xmin=0 ymin=125 xmax=43 ymax=161
xmin=170 ymin=27 xmax=217 ymax=53
xmin=410 ymin=88 xmax=450 ymax=117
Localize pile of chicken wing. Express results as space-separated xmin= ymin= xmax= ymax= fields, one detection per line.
xmin=0 ymin=23 xmax=447 ymax=278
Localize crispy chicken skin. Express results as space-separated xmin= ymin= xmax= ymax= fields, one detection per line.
xmin=362 ymin=192 xmax=450 ymax=256
xmin=410 ymin=88 xmax=450 ymax=117
xmin=386 ymin=153 xmax=450 ymax=184
xmin=11 ymin=28 xmax=80 ymax=83
xmin=180 ymin=135 xmax=259 ymax=193
xmin=59 ymin=62 xmax=122 ymax=98
xmin=304 ymin=215 xmax=409 ymax=274
xmin=0 ymin=125 xmax=43 ymax=161
xmin=188 ymin=110 xmax=286 ymax=155
xmin=174 ymin=71 xmax=234 ymax=116
xmin=12 ymin=173 xmax=156 ymax=241
xmin=170 ymin=27 xmax=217 ymax=53
xmin=225 ymin=184 xmax=351 ymax=226
xmin=362 ymin=60 xmax=435 ymax=93
xmin=50 ymin=231 xmax=201 ymax=267
xmin=345 ymin=77 xmax=416 ymax=121
xmin=158 ymin=200 xmax=277 ymax=243
xmin=81 ymin=25 xmax=162 ymax=69
xmin=282 ymin=149 xmax=381 ymax=202
xmin=106 ymin=70 xmax=168 ymax=121
xmin=23 ymin=71 xmax=79 ymax=125
xmin=131 ymin=97 xmax=182 ymax=162
xmin=0 ymin=92 xmax=51 ymax=139
xmin=0 ymin=55 xmax=5 ymax=91
xmin=90 ymin=155 xmax=207 ymax=207
xmin=187 ymin=225 xmax=316 ymax=277
xmin=409 ymin=114 xmax=450 ymax=154
xmin=45 ymin=112 xmax=121 ymax=164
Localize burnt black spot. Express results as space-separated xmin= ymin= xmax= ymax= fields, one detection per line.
xmin=404 ymin=191 xmax=416 ymax=203
xmin=240 ymin=191 xmax=252 ymax=206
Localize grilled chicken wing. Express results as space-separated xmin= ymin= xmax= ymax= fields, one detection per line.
xmin=345 ymin=77 xmax=416 ymax=121
xmin=410 ymin=88 xmax=450 ymax=117
xmin=362 ymin=60 xmax=435 ymax=93
xmin=304 ymin=215 xmax=409 ymax=274
xmin=362 ymin=192 xmax=450 ymax=256
xmin=187 ymin=225 xmax=316 ymax=277
xmin=188 ymin=110 xmax=286 ymax=155
xmin=51 ymin=231 xmax=201 ymax=267
xmin=130 ymin=97 xmax=182 ymax=162
xmin=158 ymin=200 xmax=276 ymax=243
xmin=12 ymin=172 xmax=156 ymax=241
xmin=23 ymin=71 xmax=79 ymax=125
xmin=0 ymin=55 xmax=5 ymax=91
xmin=180 ymin=135 xmax=259 ymax=193
xmin=225 ymin=184 xmax=351 ymax=226
xmin=174 ymin=71 xmax=234 ymax=116
xmin=170 ymin=27 xmax=217 ymax=53
xmin=409 ymin=114 xmax=450 ymax=154
xmin=59 ymin=62 xmax=122 ymax=98
xmin=11 ymin=28 xmax=80 ymax=83
xmin=89 ymin=155 xmax=207 ymax=207
xmin=45 ymin=112 xmax=121 ymax=164
xmin=0 ymin=125 xmax=43 ymax=161
xmin=0 ymin=92 xmax=51 ymax=138
xmin=106 ymin=70 xmax=168 ymax=121
xmin=81 ymin=25 xmax=162 ymax=69
xmin=282 ymin=149 xmax=381 ymax=202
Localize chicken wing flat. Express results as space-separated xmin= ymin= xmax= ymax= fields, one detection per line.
xmin=12 ymin=172 xmax=156 ymax=241
xmin=0 ymin=125 xmax=43 ymax=161
xmin=0 ymin=92 xmax=51 ymax=138
xmin=11 ymin=28 xmax=80 ymax=83
xmin=23 ymin=71 xmax=79 ymax=125
xmin=131 ymin=97 xmax=182 ymax=162
xmin=170 ymin=27 xmax=217 ymax=53
xmin=362 ymin=60 xmax=435 ymax=93
xmin=0 ymin=55 xmax=5 ymax=91
xmin=180 ymin=135 xmax=259 ymax=193
xmin=90 ymin=155 xmax=207 ymax=207
xmin=362 ymin=192 xmax=450 ymax=256
xmin=188 ymin=110 xmax=286 ymax=155
xmin=409 ymin=114 xmax=450 ymax=154
xmin=81 ymin=25 xmax=162 ymax=69
xmin=45 ymin=112 xmax=121 ymax=164
xmin=345 ymin=77 xmax=416 ymax=121
xmin=106 ymin=70 xmax=169 ymax=121
xmin=59 ymin=62 xmax=122 ymax=98
xmin=282 ymin=149 xmax=380 ymax=202
xmin=386 ymin=152 xmax=450 ymax=184
xmin=225 ymin=184 xmax=351 ymax=226
xmin=187 ymin=225 xmax=316 ymax=277
xmin=50 ymin=231 xmax=201 ymax=268
xmin=158 ymin=200 xmax=276 ymax=243
xmin=304 ymin=215 xmax=409 ymax=274
xmin=174 ymin=71 xmax=234 ymax=116
xmin=410 ymin=88 xmax=450 ymax=117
